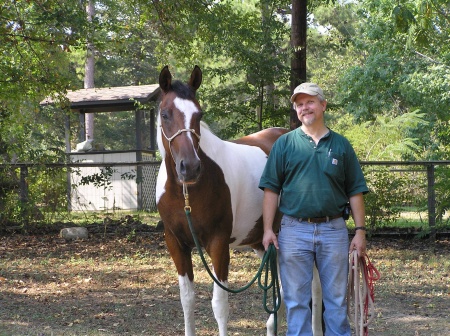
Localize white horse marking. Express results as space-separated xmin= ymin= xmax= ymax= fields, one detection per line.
xmin=179 ymin=274 xmax=196 ymax=336
xmin=173 ymin=97 xmax=198 ymax=131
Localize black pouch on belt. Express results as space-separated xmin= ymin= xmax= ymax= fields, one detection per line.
xmin=343 ymin=202 xmax=351 ymax=220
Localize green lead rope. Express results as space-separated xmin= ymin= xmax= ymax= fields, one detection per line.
xmin=184 ymin=208 xmax=281 ymax=334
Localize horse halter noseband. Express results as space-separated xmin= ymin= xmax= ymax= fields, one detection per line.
xmin=160 ymin=125 xmax=201 ymax=163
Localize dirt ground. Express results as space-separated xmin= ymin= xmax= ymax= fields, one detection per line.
xmin=0 ymin=221 xmax=449 ymax=336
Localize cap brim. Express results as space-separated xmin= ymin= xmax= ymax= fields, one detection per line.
xmin=290 ymin=90 xmax=320 ymax=103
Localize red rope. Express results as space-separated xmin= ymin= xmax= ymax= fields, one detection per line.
xmin=348 ymin=252 xmax=381 ymax=336
xmin=361 ymin=254 xmax=380 ymax=335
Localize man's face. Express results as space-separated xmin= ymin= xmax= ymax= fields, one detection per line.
xmin=294 ymin=93 xmax=327 ymax=127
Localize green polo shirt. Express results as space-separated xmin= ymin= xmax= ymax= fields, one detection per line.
xmin=259 ymin=128 xmax=368 ymax=218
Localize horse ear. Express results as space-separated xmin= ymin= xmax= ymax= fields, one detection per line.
xmin=188 ymin=65 xmax=202 ymax=92
xmin=159 ymin=65 xmax=172 ymax=93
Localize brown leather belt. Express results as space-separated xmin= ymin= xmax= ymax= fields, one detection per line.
xmin=300 ymin=213 xmax=343 ymax=223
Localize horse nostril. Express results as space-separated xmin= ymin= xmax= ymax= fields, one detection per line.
xmin=178 ymin=159 xmax=201 ymax=182
xmin=180 ymin=160 xmax=187 ymax=175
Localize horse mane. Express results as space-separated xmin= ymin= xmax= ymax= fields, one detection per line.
xmin=170 ymin=80 xmax=196 ymax=100
xmin=200 ymin=120 xmax=210 ymax=130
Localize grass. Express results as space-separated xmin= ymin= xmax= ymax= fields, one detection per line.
xmin=53 ymin=210 xmax=160 ymax=225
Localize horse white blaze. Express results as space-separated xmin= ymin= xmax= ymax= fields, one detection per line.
xmin=173 ymin=97 xmax=201 ymax=158
xmin=179 ymin=274 xmax=196 ymax=336
xmin=173 ymin=97 xmax=197 ymax=129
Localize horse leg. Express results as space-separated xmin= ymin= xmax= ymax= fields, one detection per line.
xmin=165 ymin=230 xmax=196 ymax=336
xmin=212 ymin=278 xmax=229 ymax=336
xmin=312 ymin=263 xmax=324 ymax=336
xmin=207 ymin=237 xmax=231 ymax=336
xmin=179 ymin=274 xmax=196 ymax=336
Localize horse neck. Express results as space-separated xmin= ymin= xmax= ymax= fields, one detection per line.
xmin=199 ymin=121 xmax=225 ymax=157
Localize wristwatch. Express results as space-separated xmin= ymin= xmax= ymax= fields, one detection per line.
xmin=354 ymin=227 xmax=366 ymax=231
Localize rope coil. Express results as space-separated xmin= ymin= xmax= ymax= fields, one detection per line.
xmin=347 ymin=250 xmax=381 ymax=336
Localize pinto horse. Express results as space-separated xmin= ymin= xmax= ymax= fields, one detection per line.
xmin=155 ymin=65 xmax=287 ymax=336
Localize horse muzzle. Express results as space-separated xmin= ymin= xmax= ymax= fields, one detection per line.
xmin=176 ymin=158 xmax=202 ymax=184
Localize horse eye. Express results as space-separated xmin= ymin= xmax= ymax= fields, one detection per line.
xmin=161 ymin=110 xmax=169 ymax=120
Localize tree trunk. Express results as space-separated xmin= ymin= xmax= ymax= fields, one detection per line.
xmin=290 ymin=0 xmax=307 ymax=130
xmin=85 ymin=0 xmax=95 ymax=141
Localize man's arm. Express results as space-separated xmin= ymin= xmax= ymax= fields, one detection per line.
xmin=262 ymin=188 xmax=280 ymax=250
xmin=348 ymin=192 xmax=366 ymax=256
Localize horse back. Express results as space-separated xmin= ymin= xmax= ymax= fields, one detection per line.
xmin=231 ymin=127 xmax=288 ymax=154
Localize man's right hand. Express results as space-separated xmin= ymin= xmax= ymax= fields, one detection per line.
xmin=262 ymin=229 xmax=279 ymax=250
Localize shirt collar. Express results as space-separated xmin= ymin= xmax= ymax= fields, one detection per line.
xmin=297 ymin=127 xmax=331 ymax=139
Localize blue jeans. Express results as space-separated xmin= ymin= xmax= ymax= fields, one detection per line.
xmin=278 ymin=215 xmax=351 ymax=336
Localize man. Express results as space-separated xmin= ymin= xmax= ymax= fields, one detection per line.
xmin=259 ymin=83 xmax=368 ymax=335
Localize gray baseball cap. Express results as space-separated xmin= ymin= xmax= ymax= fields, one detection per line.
xmin=290 ymin=83 xmax=324 ymax=102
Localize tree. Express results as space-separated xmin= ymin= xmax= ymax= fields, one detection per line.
xmin=84 ymin=0 xmax=95 ymax=141
xmin=290 ymin=0 xmax=307 ymax=129
xmin=1 ymin=0 xmax=87 ymax=162
xmin=309 ymin=0 xmax=449 ymax=160
xmin=142 ymin=0 xmax=292 ymax=137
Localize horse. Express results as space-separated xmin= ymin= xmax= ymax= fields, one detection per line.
xmin=155 ymin=65 xmax=288 ymax=336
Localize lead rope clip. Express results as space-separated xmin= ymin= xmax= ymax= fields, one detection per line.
xmin=183 ymin=183 xmax=191 ymax=212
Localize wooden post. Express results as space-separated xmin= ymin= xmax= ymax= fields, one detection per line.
xmin=19 ymin=166 xmax=29 ymax=220
xmin=65 ymin=114 xmax=72 ymax=211
xmin=79 ymin=111 xmax=86 ymax=142
xmin=150 ymin=108 xmax=156 ymax=151
xmin=135 ymin=109 xmax=144 ymax=210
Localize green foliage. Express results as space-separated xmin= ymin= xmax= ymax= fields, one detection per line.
xmin=0 ymin=166 xmax=68 ymax=227
xmin=1 ymin=0 xmax=85 ymax=164
xmin=1 ymin=0 xmax=86 ymax=101
xmin=341 ymin=110 xmax=428 ymax=160
xmin=27 ymin=167 xmax=69 ymax=221
xmin=330 ymin=0 xmax=449 ymax=160
xmin=186 ymin=0 xmax=292 ymax=136
xmin=363 ymin=167 xmax=425 ymax=230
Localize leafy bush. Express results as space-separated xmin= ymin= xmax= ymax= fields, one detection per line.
xmin=363 ymin=166 xmax=427 ymax=230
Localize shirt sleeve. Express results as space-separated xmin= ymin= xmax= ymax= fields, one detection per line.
xmin=344 ymin=140 xmax=369 ymax=196
xmin=258 ymin=137 xmax=285 ymax=194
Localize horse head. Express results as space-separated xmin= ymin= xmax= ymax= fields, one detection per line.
xmin=157 ymin=65 xmax=203 ymax=184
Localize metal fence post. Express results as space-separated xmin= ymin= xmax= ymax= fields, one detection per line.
xmin=426 ymin=164 xmax=436 ymax=241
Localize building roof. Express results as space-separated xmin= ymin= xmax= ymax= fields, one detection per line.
xmin=40 ymin=84 xmax=161 ymax=113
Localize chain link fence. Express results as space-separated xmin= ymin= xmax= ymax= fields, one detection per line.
xmin=1 ymin=160 xmax=450 ymax=238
